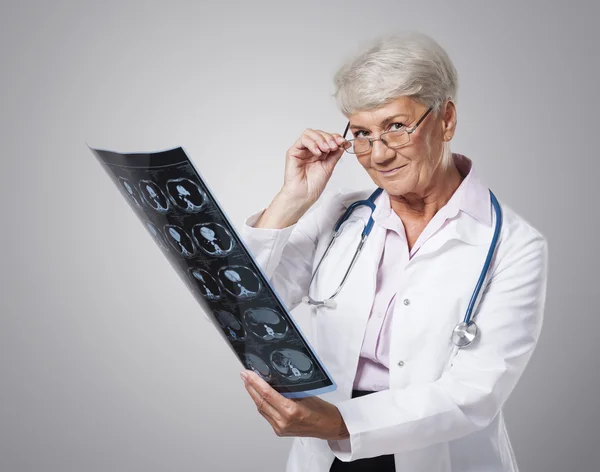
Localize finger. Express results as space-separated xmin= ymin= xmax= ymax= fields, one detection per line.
xmin=290 ymin=134 xmax=322 ymax=159
xmin=298 ymin=135 xmax=324 ymax=157
xmin=320 ymin=140 xmax=347 ymax=166
xmin=303 ymin=129 xmax=335 ymax=154
xmin=317 ymin=131 xmax=341 ymax=151
xmin=326 ymin=133 xmax=350 ymax=152
xmin=243 ymin=378 xmax=283 ymax=424
xmin=244 ymin=370 xmax=295 ymax=417
xmin=319 ymin=132 xmax=351 ymax=156
xmin=310 ymin=130 xmax=341 ymax=152
xmin=333 ymin=134 xmax=351 ymax=149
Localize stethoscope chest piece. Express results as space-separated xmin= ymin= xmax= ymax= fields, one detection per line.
xmin=452 ymin=321 xmax=478 ymax=348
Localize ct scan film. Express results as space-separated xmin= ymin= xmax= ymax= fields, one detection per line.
xmin=89 ymin=146 xmax=337 ymax=398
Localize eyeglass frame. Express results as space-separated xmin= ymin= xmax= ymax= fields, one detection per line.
xmin=341 ymin=106 xmax=434 ymax=154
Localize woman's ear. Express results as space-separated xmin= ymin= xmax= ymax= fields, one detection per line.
xmin=441 ymin=99 xmax=457 ymax=141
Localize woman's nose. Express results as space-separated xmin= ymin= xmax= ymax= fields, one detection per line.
xmin=370 ymin=139 xmax=396 ymax=163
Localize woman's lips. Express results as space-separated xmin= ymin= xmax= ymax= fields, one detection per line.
xmin=378 ymin=163 xmax=407 ymax=176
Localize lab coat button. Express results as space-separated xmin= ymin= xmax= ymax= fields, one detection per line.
xmin=397 ymin=360 xmax=405 ymax=367
xmin=403 ymin=298 xmax=410 ymax=306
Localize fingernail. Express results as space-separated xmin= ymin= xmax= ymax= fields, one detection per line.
xmin=240 ymin=372 xmax=248 ymax=382
xmin=322 ymin=142 xmax=330 ymax=150
xmin=328 ymin=140 xmax=337 ymax=148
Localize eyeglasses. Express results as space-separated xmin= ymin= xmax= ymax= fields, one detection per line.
xmin=342 ymin=107 xmax=433 ymax=155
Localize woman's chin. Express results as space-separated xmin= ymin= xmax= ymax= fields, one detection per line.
xmin=377 ymin=178 xmax=411 ymax=197
xmin=370 ymin=168 xmax=411 ymax=191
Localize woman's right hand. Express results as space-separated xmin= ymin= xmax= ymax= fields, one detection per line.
xmin=279 ymin=128 xmax=349 ymax=206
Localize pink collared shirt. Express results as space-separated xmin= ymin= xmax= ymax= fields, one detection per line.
xmin=353 ymin=153 xmax=492 ymax=391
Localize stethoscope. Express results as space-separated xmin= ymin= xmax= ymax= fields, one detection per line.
xmin=302 ymin=187 xmax=503 ymax=349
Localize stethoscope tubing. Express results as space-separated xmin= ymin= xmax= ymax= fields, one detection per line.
xmin=303 ymin=187 xmax=503 ymax=350
xmin=462 ymin=190 xmax=503 ymax=325
xmin=303 ymin=188 xmax=382 ymax=307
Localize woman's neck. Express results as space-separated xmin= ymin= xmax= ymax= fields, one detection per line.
xmin=389 ymin=162 xmax=464 ymax=224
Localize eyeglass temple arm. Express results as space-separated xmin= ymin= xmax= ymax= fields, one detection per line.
xmin=407 ymin=107 xmax=433 ymax=134
xmin=343 ymin=121 xmax=350 ymax=139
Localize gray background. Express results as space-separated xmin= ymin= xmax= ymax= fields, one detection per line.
xmin=0 ymin=0 xmax=597 ymax=471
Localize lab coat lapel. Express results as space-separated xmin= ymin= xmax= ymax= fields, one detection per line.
xmin=410 ymin=211 xmax=494 ymax=261
xmin=327 ymin=205 xmax=387 ymax=393
xmin=411 ymin=171 xmax=494 ymax=259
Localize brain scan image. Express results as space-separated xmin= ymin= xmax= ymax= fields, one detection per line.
xmin=215 ymin=310 xmax=246 ymax=342
xmin=191 ymin=223 xmax=234 ymax=257
xmin=139 ymin=180 xmax=169 ymax=213
xmin=165 ymin=178 xmax=207 ymax=213
xmin=218 ymin=265 xmax=262 ymax=299
xmin=118 ymin=177 xmax=143 ymax=207
xmin=243 ymin=307 xmax=289 ymax=341
xmin=163 ymin=225 xmax=196 ymax=258
xmin=243 ymin=353 xmax=272 ymax=382
xmin=270 ymin=349 xmax=315 ymax=382
xmin=145 ymin=221 xmax=169 ymax=251
xmin=189 ymin=268 xmax=221 ymax=301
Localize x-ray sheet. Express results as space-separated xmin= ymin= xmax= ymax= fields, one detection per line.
xmin=89 ymin=146 xmax=336 ymax=398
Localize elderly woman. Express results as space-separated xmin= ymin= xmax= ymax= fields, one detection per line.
xmin=239 ymin=32 xmax=548 ymax=472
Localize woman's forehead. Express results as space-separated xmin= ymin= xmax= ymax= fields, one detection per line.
xmin=348 ymin=97 xmax=420 ymax=128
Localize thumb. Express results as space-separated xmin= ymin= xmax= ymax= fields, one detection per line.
xmin=323 ymin=148 xmax=344 ymax=172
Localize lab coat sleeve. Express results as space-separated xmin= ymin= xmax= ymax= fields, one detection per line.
xmin=327 ymin=230 xmax=548 ymax=461
xmin=239 ymin=191 xmax=339 ymax=312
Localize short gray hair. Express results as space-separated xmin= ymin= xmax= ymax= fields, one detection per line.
xmin=332 ymin=31 xmax=459 ymax=117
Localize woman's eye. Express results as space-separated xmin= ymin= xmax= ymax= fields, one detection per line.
xmin=353 ymin=122 xmax=405 ymax=138
xmin=390 ymin=122 xmax=406 ymax=131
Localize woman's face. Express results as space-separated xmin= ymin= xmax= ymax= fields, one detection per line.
xmin=346 ymin=96 xmax=456 ymax=198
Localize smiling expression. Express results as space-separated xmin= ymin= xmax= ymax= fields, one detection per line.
xmin=346 ymin=96 xmax=456 ymax=199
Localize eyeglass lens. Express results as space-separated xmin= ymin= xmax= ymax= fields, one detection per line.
xmin=348 ymin=129 xmax=410 ymax=154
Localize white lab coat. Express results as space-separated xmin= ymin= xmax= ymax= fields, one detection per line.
xmin=240 ymin=184 xmax=548 ymax=472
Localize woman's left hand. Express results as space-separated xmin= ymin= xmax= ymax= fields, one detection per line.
xmin=240 ymin=370 xmax=350 ymax=441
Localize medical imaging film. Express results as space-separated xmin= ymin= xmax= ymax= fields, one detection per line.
xmin=89 ymin=146 xmax=336 ymax=398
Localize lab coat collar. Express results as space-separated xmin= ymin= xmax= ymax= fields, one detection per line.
xmin=454 ymin=154 xmax=493 ymax=227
